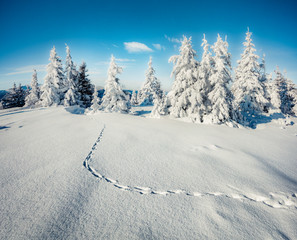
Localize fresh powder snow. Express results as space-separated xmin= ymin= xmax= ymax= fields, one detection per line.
xmin=0 ymin=106 xmax=296 ymax=239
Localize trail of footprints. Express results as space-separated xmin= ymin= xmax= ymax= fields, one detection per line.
xmin=83 ymin=125 xmax=297 ymax=210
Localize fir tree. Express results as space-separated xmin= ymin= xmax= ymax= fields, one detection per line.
xmin=199 ymin=34 xmax=213 ymax=103
xmin=205 ymin=34 xmax=233 ymax=124
xmin=232 ymin=29 xmax=268 ymax=124
xmin=25 ymin=85 xmax=30 ymax=99
xmin=138 ymin=57 xmax=162 ymax=106
xmin=100 ymin=55 xmax=130 ymax=113
xmin=1 ymin=83 xmax=18 ymax=109
xmin=270 ymin=67 xmax=297 ymax=115
xmin=264 ymin=73 xmax=277 ymax=112
xmin=89 ymin=86 xmax=100 ymax=113
xmin=191 ymin=34 xmax=213 ymax=122
xmin=131 ymin=90 xmax=138 ymax=105
xmin=259 ymin=54 xmax=270 ymax=112
xmin=270 ymin=67 xmax=284 ymax=112
xmin=25 ymin=70 xmax=40 ymax=107
xmin=77 ymin=62 xmax=94 ymax=108
xmin=1 ymin=83 xmax=25 ymax=109
xmin=165 ymin=36 xmax=202 ymax=120
xmin=291 ymin=88 xmax=297 ymax=116
xmin=150 ymin=92 xmax=166 ymax=118
xmin=281 ymin=70 xmax=295 ymax=115
xmin=40 ymin=46 xmax=65 ymax=106
xmin=17 ymin=84 xmax=26 ymax=107
xmin=64 ymin=83 xmax=77 ymax=106
xmin=64 ymin=44 xmax=78 ymax=106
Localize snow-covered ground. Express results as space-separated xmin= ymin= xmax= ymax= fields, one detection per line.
xmin=1 ymin=106 xmax=297 ymax=239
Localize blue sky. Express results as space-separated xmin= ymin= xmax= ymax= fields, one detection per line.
xmin=0 ymin=0 xmax=297 ymax=90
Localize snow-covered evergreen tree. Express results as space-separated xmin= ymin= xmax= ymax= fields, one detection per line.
xmin=1 ymin=83 xmax=18 ymax=109
xmin=40 ymin=46 xmax=65 ymax=106
xmin=232 ymin=29 xmax=268 ymax=124
xmin=259 ymin=54 xmax=266 ymax=83
xmin=281 ymin=70 xmax=295 ymax=115
xmin=270 ymin=67 xmax=297 ymax=115
xmin=258 ymin=54 xmax=270 ymax=112
xmin=1 ymin=83 xmax=26 ymax=109
xmin=263 ymin=73 xmax=276 ymax=112
xmin=204 ymin=34 xmax=233 ymax=125
xmin=130 ymin=90 xmax=138 ymax=105
xmin=16 ymin=83 xmax=26 ymax=107
xmin=17 ymin=84 xmax=26 ymax=107
xmin=270 ymin=67 xmax=283 ymax=112
xmin=164 ymin=36 xmax=203 ymax=120
xmin=89 ymin=86 xmax=100 ymax=113
xmin=64 ymin=44 xmax=78 ymax=106
xmin=291 ymin=88 xmax=297 ymax=116
xmin=100 ymin=55 xmax=130 ymax=113
xmin=25 ymin=85 xmax=30 ymax=99
xmin=77 ymin=61 xmax=94 ymax=108
xmin=64 ymin=83 xmax=77 ymax=106
xmin=25 ymin=70 xmax=40 ymax=107
xmin=150 ymin=92 xmax=166 ymax=118
xmin=199 ymin=34 xmax=213 ymax=105
xmin=138 ymin=57 xmax=162 ymax=106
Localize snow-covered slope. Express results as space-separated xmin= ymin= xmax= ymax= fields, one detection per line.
xmin=0 ymin=106 xmax=297 ymax=239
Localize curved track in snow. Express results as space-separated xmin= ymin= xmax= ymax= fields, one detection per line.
xmin=83 ymin=125 xmax=297 ymax=210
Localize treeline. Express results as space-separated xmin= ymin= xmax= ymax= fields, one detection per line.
xmin=0 ymin=45 xmax=94 ymax=109
xmin=150 ymin=30 xmax=297 ymax=127
xmin=1 ymin=29 xmax=297 ymax=128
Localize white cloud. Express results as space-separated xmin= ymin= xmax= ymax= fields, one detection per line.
xmin=152 ymin=44 xmax=165 ymax=51
xmin=124 ymin=42 xmax=153 ymax=53
xmin=165 ymin=35 xmax=181 ymax=43
xmin=6 ymin=64 xmax=47 ymax=76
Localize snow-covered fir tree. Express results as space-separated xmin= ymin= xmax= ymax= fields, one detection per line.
xmin=291 ymin=88 xmax=297 ymax=116
xmin=16 ymin=83 xmax=26 ymax=107
xmin=25 ymin=70 xmax=40 ymax=107
xmin=150 ymin=92 xmax=166 ymax=118
xmin=258 ymin=54 xmax=270 ymax=112
xmin=25 ymin=85 xmax=30 ymax=99
xmin=1 ymin=83 xmax=26 ymax=109
xmin=89 ymin=86 xmax=100 ymax=113
xmin=270 ymin=67 xmax=284 ymax=112
xmin=259 ymin=54 xmax=266 ymax=83
xmin=1 ymin=83 xmax=18 ymax=109
xmin=130 ymin=90 xmax=138 ymax=105
xmin=64 ymin=44 xmax=78 ymax=106
xmin=64 ymin=82 xmax=77 ymax=106
xmin=281 ymin=70 xmax=296 ymax=115
xmin=186 ymin=41 xmax=212 ymax=122
xmin=204 ymin=34 xmax=233 ymax=125
xmin=263 ymin=73 xmax=276 ymax=112
xmin=199 ymin=34 xmax=213 ymax=84
xmin=138 ymin=57 xmax=162 ymax=106
xmin=286 ymin=78 xmax=297 ymax=115
xmin=77 ymin=62 xmax=94 ymax=108
xmin=232 ymin=29 xmax=268 ymax=125
xmin=40 ymin=46 xmax=65 ymax=107
xmin=100 ymin=55 xmax=130 ymax=113
xmin=270 ymin=67 xmax=297 ymax=115
xmin=161 ymin=36 xmax=203 ymax=120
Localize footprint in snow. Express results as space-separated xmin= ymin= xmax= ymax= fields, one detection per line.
xmin=83 ymin=124 xmax=297 ymax=211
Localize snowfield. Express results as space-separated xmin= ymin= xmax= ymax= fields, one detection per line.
xmin=1 ymin=106 xmax=297 ymax=239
